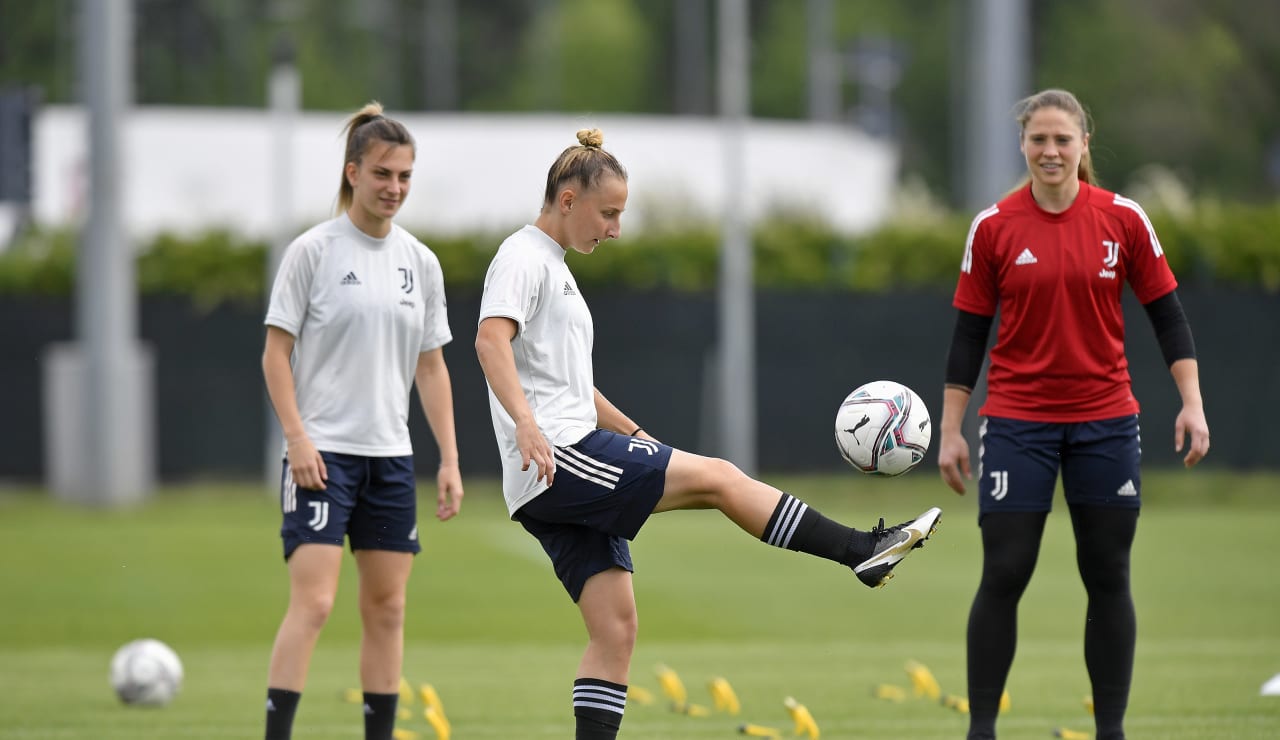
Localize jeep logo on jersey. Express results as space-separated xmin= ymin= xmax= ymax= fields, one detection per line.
xmin=398 ymin=268 xmax=414 ymax=294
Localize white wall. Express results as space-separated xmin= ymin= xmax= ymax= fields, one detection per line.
xmin=32 ymin=106 xmax=898 ymax=244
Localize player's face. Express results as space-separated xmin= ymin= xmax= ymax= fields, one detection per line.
xmin=1020 ymin=107 xmax=1088 ymax=190
xmin=566 ymin=174 xmax=627 ymax=255
xmin=346 ymin=142 xmax=414 ymax=230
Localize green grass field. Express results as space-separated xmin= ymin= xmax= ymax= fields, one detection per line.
xmin=1 ymin=470 xmax=1278 ymax=739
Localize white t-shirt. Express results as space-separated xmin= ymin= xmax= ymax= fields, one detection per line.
xmin=478 ymin=225 xmax=597 ymax=514
xmin=265 ymin=213 xmax=452 ymax=457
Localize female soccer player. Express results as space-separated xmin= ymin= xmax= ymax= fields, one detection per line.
xmin=260 ymin=102 xmax=464 ymax=740
xmin=475 ymin=128 xmax=942 ymax=740
xmin=937 ymin=89 xmax=1210 ymax=740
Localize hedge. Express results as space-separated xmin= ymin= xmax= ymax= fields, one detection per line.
xmin=2 ymin=203 xmax=1277 ymax=304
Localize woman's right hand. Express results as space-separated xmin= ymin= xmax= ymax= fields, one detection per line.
xmin=937 ymin=430 xmax=972 ymax=495
xmin=286 ymin=435 xmax=327 ymax=490
xmin=515 ymin=418 xmax=555 ymax=486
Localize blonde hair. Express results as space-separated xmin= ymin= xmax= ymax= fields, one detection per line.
xmin=542 ymin=128 xmax=628 ymax=206
xmin=336 ymin=101 xmax=415 ymax=214
xmin=1014 ymin=88 xmax=1096 ymax=186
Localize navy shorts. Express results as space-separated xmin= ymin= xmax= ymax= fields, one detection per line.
xmin=279 ymin=451 xmax=420 ymax=560
xmin=976 ymin=415 xmax=1142 ymax=519
xmin=513 ymin=429 xmax=672 ymax=602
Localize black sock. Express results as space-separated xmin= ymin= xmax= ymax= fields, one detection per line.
xmin=264 ymin=688 xmax=301 ymax=740
xmin=1070 ymin=505 xmax=1139 ymax=740
xmin=573 ymin=678 xmax=626 ymax=740
xmin=966 ymin=511 xmax=1048 ymax=740
xmin=362 ymin=692 xmax=398 ymax=740
xmin=761 ymin=493 xmax=872 ymax=564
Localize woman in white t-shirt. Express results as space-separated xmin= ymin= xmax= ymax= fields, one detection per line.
xmin=260 ymin=102 xmax=463 ymax=740
xmin=475 ymin=129 xmax=942 ymax=740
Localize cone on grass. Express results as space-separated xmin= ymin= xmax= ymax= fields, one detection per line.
xmin=941 ymin=694 xmax=970 ymax=714
xmin=655 ymin=664 xmax=688 ymax=706
xmin=627 ymin=685 xmax=656 ymax=706
xmin=674 ymin=702 xmax=712 ymax=717
xmin=783 ymin=696 xmax=820 ymax=739
xmin=904 ymin=660 xmax=941 ymax=700
xmin=1053 ymin=728 xmax=1090 ymax=740
xmin=1083 ymin=695 xmax=1094 ymax=715
xmin=391 ymin=729 xmax=420 ymax=740
xmin=419 ymin=684 xmax=446 ymax=719
xmin=872 ymin=684 xmax=906 ymax=702
xmin=1000 ymin=690 xmax=1012 ymax=712
xmin=737 ymin=722 xmax=783 ymax=738
xmin=424 ymin=706 xmax=451 ymax=740
xmin=396 ymin=707 xmax=412 ymax=721
xmin=342 ymin=688 xmax=363 ymax=704
xmin=709 ymin=677 xmax=742 ymax=715
xmin=398 ymin=676 xmax=415 ymax=705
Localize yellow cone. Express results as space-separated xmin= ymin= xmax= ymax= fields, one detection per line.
xmin=627 ymin=685 xmax=655 ymax=705
xmin=941 ymin=694 xmax=970 ymax=714
xmin=655 ymin=664 xmax=688 ymax=706
xmin=783 ymin=696 xmax=820 ymax=739
xmin=397 ymin=676 xmax=415 ymax=705
xmin=424 ymin=706 xmax=451 ymax=740
xmin=1083 ymin=695 xmax=1094 ymax=715
xmin=342 ymin=688 xmax=363 ymax=704
xmin=709 ymin=677 xmax=742 ymax=715
xmin=391 ymin=729 xmax=420 ymax=740
xmin=905 ymin=660 xmax=941 ymax=700
xmin=872 ymin=684 xmax=907 ymax=702
xmin=396 ymin=707 xmax=412 ymax=721
xmin=418 ymin=684 xmax=446 ymax=717
xmin=1053 ymin=728 xmax=1090 ymax=740
xmin=737 ymin=722 xmax=783 ymax=737
xmin=999 ymin=690 xmax=1011 ymax=712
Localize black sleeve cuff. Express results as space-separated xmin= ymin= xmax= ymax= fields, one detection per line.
xmin=1142 ymin=289 xmax=1196 ymax=366
xmin=945 ymin=309 xmax=993 ymax=390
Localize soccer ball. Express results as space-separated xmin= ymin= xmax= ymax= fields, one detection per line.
xmin=834 ymin=380 xmax=932 ymax=476
xmin=109 ymin=638 xmax=183 ymax=707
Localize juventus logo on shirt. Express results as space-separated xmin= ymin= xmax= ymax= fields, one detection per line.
xmin=398 ymin=267 xmax=414 ymax=293
xmin=1099 ymin=240 xmax=1119 ymax=279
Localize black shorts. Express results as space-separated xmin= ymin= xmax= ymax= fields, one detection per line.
xmin=976 ymin=415 xmax=1142 ymax=519
xmin=513 ymin=429 xmax=672 ymax=602
xmin=278 ymin=451 xmax=420 ymax=560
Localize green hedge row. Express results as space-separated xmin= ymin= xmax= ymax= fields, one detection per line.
xmin=2 ymin=203 xmax=1277 ymax=305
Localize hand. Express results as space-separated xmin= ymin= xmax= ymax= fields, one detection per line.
xmin=286 ymin=435 xmax=327 ymax=490
xmin=1174 ymin=404 xmax=1210 ymax=467
xmin=435 ymin=462 xmax=464 ymax=521
xmin=937 ymin=430 xmax=972 ymax=495
xmin=515 ymin=418 xmax=555 ymax=486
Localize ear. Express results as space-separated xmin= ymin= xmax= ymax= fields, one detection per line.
xmin=344 ymin=160 xmax=359 ymax=188
xmin=557 ymin=187 xmax=577 ymax=214
xmin=1081 ymin=132 xmax=1090 ymax=153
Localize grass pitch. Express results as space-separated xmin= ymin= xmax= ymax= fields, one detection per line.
xmin=1 ymin=470 xmax=1278 ymax=738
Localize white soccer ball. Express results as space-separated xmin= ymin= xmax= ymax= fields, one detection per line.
xmin=109 ymin=638 xmax=183 ymax=707
xmin=834 ymin=380 xmax=932 ymax=476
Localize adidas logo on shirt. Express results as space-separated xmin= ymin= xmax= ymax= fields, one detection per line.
xmin=1015 ymin=248 xmax=1038 ymax=266
xmin=563 ymin=281 xmax=576 ymax=295
xmin=341 ymin=271 xmax=361 ymax=285
xmin=1117 ymin=480 xmax=1138 ymax=497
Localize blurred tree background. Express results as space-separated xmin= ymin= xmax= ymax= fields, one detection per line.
xmin=2 ymin=0 xmax=1278 ymax=205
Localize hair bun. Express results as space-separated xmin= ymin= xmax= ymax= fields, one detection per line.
xmin=576 ymin=128 xmax=604 ymax=148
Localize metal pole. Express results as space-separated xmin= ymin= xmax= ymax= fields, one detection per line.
xmin=264 ymin=33 xmax=300 ymax=488
xmin=423 ymin=0 xmax=458 ymax=110
xmin=964 ymin=0 xmax=1030 ymax=209
xmin=75 ymin=0 xmax=150 ymax=504
xmin=717 ymin=0 xmax=755 ymax=473
xmin=807 ymin=0 xmax=841 ymax=122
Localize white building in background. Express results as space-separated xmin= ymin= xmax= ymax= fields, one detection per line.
xmin=28 ymin=106 xmax=897 ymax=243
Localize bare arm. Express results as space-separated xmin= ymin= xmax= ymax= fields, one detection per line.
xmin=262 ymin=325 xmax=327 ymax=489
xmin=594 ymin=388 xmax=657 ymax=442
xmin=1169 ymin=358 xmax=1209 ymax=467
xmin=414 ymin=347 xmax=463 ymax=520
xmin=937 ymin=385 xmax=973 ymax=495
xmin=474 ymin=316 xmax=555 ymax=484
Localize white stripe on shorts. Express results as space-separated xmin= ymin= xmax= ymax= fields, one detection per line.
xmin=553 ymin=448 xmax=621 ymax=490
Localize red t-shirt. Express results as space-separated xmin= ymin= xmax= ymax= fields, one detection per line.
xmin=953 ymin=182 xmax=1178 ymax=422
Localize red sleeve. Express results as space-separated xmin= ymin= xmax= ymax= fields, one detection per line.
xmin=1114 ymin=194 xmax=1178 ymax=303
xmin=953 ymin=205 xmax=999 ymax=316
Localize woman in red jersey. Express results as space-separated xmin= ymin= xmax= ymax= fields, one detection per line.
xmin=937 ymin=89 xmax=1210 ymax=740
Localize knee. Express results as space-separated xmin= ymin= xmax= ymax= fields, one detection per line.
xmin=360 ymin=591 xmax=407 ymax=632
xmin=1078 ymin=554 xmax=1131 ymax=595
xmin=979 ymin=559 xmax=1037 ymax=600
xmin=289 ymin=592 xmax=337 ymax=633
xmin=701 ymin=457 xmax=750 ymax=503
